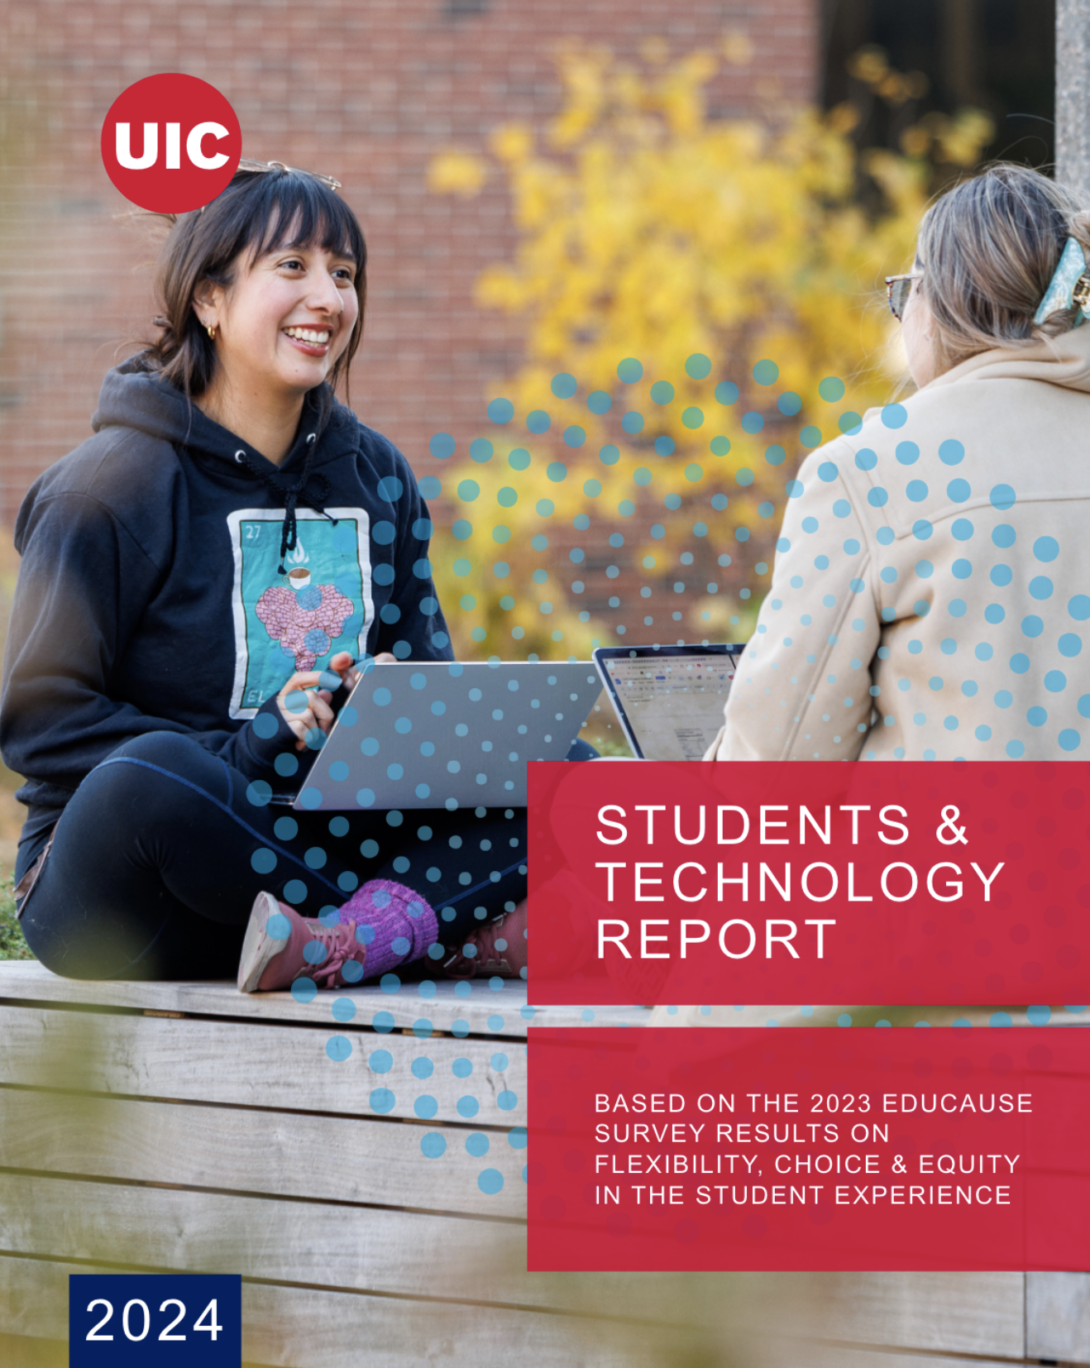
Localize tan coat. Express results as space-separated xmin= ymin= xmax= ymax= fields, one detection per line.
xmin=707 ymin=324 xmax=1090 ymax=762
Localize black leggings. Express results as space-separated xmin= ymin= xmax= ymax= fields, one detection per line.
xmin=19 ymin=731 xmax=572 ymax=981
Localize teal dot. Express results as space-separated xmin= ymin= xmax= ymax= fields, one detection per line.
xmin=563 ymin=426 xmax=585 ymax=448
xmin=291 ymin=978 xmax=317 ymax=1004
xmin=778 ymin=391 xmax=802 ymax=416
xmin=429 ymin=432 xmax=455 ymax=459
xmin=599 ymin=443 xmax=620 ymax=464
xmin=487 ymin=398 xmax=514 ymax=424
xmin=993 ymin=524 xmax=1016 ymax=548
xmin=587 ymin=390 xmax=611 ymax=414
xmin=1006 ymin=739 xmax=1025 ymax=758
xmin=1027 ymin=1005 xmax=1051 ymax=1025
xmin=799 ymin=425 xmax=822 ymax=448
xmin=617 ymin=357 xmax=643 ymax=383
xmin=414 ymin=1095 xmax=438 ymax=1119
xmin=906 ymin=480 xmax=928 ymax=502
xmin=251 ymin=848 xmax=277 ymax=875
xmin=1060 ymin=729 xmax=1082 ymax=751
xmin=332 ymin=997 xmax=357 ymax=1023
xmin=741 ymin=411 xmax=763 ymax=433
xmin=682 ymin=406 xmax=704 ymax=428
xmin=1045 ymin=670 xmax=1067 ymax=692
xmin=526 ymin=410 xmax=550 ymax=433
xmin=621 ymin=411 xmax=644 ymax=433
xmin=546 ymin=462 xmax=568 ymax=482
xmin=947 ymin=478 xmax=970 ymax=502
xmin=1070 ymin=595 xmax=1090 ymax=620
xmin=1033 ymin=536 xmax=1059 ymax=562
xmin=752 ymin=359 xmax=779 ymax=385
xmin=457 ymin=1096 xmax=480 ymax=1118
xmin=369 ymin=1048 xmax=393 ymax=1073
xmin=508 ymin=1127 xmax=528 ymax=1149
xmin=881 ymin=403 xmax=907 ymax=428
xmin=478 ymin=1169 xmax=505 ymax=1195
xmin=372 ymin=1010 xmax=395 ymax=1033
xmin=715 ymin=381 xmax=739 ymax=406
xmin=990 ymin=484 xmax=1016 ymax=511
xmin=818 ymin=376 xmax=845 ymax=402
xmin=1060 ymin=633 xmax=1083 ymax=656
xmin=497 ymin=1090 xmax=518 ymax=1110
xmin=837 ymin=1013 xmax=852 ymax=1027
xmin=421 ymin=1133 xmax=446 ymax=1158
xmin=370 ymin=1088 xmax=395 ymax=1114
xmin=491 ymin=1052 xmax=509 ymax=1070
xmin=266 ymin=912 xmax=291 ymax=940
xmin=938 ymin=439 xmax=965 ymax=465
xmin=412 ymin=1057 xmax=434 ymax=1079
xmin=839 ymin=411 xmax=862 ymax=434
xmin=896 ymin=441 xmax=919 ymax=465
xmin=1029 ymin=576 xmax=1053 ymax=600
xmin=551 ymin=372 xmax=577 ymax=398
xmin=246 ymin=780 xmax=273 ymax=807
xmin=990 ymin=1012 xmax=1013 ymax=1028
xmin=650 ymin=381 xmax=675 ymax=405
xmin=466 ymin=1133 xmax=490 ymax=1157
xmin=326 ymin=1036 xmax=352 ymax=1062
xmin=469 ymin=438 xmax=493 ymax=463
xmin=685 ymin=353 xmax=712 ymax=379
xmin=952 ymin=518 xmax=974 ymax=541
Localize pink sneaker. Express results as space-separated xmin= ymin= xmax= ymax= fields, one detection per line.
xmin=443 ymin=900 xmax=528 ymax=979
xmin=237 ymin=891 xmax=368 ymax=993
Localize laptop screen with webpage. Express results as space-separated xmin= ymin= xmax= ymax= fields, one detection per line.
xmin=593 ymin=645 xmax=743 ymax=760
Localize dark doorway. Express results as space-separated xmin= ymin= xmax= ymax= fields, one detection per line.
xmin=822 ymin=0 xmax=1055 ymax=170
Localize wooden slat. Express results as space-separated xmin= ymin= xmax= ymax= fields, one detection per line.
xmin=0 ymin=1174 xmax=1030 ymax=1347
xmin=648 ymin=1001 xmax=1090 ymax=1028
xmin=807 ymin=1349 xmax=1019 ymax=1368
xmin=0 ymin=1257 xmax=684 ymax=1368
xmin=0 ymin=1091 xmax=526 ymax=1219
xmin=1027 ymin=1270 xmax=1090 ymax=1363
xmin=0 ymin=1005 xmax=527 ymax=1125
xmin=0 ymin=961 xmax=651 ymax=1032
xmin=810 ymin=1272 xmax=1025 ymax=1358
xmin=0 ymin=1255 xmax=1031 ymax=1368
xmin=0 ymin=1172 xmax=706 ymax=1323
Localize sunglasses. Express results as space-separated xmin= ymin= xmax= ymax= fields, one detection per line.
xmin=885 ymin=272 xmax=924 ymax=321
xmin=237 ymin=158 xmax=342 ymax=192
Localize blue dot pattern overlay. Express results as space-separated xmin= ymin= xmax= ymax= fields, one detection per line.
xmin=305 ymin=356 xmax=1090 ymax=1193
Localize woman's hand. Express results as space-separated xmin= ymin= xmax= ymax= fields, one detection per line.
xmin=276 ymin=650 xmax=399 ymax=750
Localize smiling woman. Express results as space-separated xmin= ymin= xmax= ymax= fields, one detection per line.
xmin=0 ymin=162 xmax=549 ymax=990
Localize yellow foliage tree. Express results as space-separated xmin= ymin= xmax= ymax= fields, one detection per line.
xmin=426 ymin=44 xmax=991 ymax=662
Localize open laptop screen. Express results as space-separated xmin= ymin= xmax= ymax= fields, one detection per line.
xmin=593 ymin=644 xmax=744 ymax=760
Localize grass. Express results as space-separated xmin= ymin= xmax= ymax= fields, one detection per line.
xmin=0 ymin=874 xmax=32 ymax=960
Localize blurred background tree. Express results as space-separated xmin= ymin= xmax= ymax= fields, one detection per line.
xmin=426 ymin=41 xmax=993 ymax=663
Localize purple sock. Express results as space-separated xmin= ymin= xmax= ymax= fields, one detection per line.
xmin=334 ymin=879 xmax=438 ymax=979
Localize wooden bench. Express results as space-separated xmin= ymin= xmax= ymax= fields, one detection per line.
xmin=0 ymin=961 xmax=1085 ymax=1366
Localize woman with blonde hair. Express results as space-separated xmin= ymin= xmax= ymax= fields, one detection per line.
xmin=706 ymin=163 xmax=1090 ymax=765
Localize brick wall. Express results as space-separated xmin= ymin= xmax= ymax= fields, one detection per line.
xmin=0 ymin=0 xmax=817 ymax=526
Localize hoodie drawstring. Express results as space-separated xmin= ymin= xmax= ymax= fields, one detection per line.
xmin=234 ymin=434 xmax=336 ymax=573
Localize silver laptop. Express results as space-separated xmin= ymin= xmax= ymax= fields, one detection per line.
xmin=293 ymin=660 xmax=601 ymax=811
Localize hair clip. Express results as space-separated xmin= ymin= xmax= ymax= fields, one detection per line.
xmin=1035 ymin=237 xmax=1090 ymax=326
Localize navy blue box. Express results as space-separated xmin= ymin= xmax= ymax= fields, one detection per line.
xmin=69 ymin=1274 xmax=241 ymax=1366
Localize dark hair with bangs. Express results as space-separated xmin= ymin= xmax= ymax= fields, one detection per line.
xmin=145 ymin=165 xmax=366 ymax=401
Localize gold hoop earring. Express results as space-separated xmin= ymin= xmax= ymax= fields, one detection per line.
xmin=207 ymin=324 xmax=216 ymax=340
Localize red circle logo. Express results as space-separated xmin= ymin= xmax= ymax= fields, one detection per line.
xmin=100 ymin=74 xmax=242 ymax=213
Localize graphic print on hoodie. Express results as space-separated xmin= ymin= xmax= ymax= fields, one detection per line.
xmin=228 ymin=508 xmax=374 ymax=714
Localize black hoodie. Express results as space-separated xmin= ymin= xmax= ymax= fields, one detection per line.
xmin=0 ymin=358 xmax=453 ymax=868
